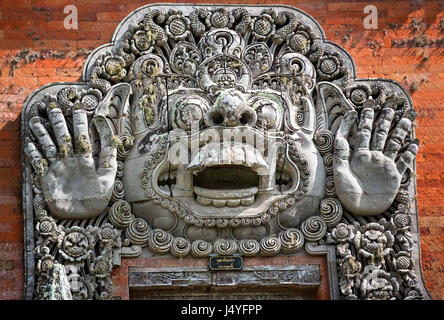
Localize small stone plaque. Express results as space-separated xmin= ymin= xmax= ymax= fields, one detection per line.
xmin=209 ymin=255 xmax=243 ymax=271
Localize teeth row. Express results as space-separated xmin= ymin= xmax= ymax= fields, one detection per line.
xmin=158 ymin=171 xmax=177 ymax=183
xmin=188 ymin=142 xmax=268 ymax=174
xmin=159 ymin=184 xmax=175 ymax=193
xmin=196 ymin=195 xmax=255 ymax=207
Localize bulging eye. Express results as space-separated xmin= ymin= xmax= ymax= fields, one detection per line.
xmin=174 ymin=96 xmax=209 ymax=130
xmin=250 ymin=97 xmax=280 ymax=130
xmin=179 ymin=103 xmax=203 ymax=128
xmin=257 ymin=103 xmax=277 ymax=128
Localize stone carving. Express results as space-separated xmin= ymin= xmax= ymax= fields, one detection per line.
xmin=25 ymin=104 xmax=118 ymax=220
xmin=129 ymin=265 xmax=321 ymax=288
xmin=42 ymin=263 xmax=72 ymax=300
xmin=360 ymin=266 xmax=400 ymax=300
xmin=327 ymin=218 xmax=424 ymax=300
xmin=279 ymin=228 xmax=304 ymax=253
xmin=333 ymin=108 xmax=418 ymax=216
xmin=21 ymin=4 xmax=429 ymax=300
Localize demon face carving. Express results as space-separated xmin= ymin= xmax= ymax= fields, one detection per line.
xmin=121 ymin=29 xmax=324 ymax=242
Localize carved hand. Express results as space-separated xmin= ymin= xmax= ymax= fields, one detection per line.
xmin=333 ymin=107 xmax=418 ymax=216
xmin=25 ymin=104 xmax=117 ymax=219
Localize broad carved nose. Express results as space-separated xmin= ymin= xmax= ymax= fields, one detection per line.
xmin=205 ymin=89 xmax=257 ymax=127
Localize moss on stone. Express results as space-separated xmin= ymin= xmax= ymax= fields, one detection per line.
xmin=112 ymin=135 xmax=124 ymax=151
xmin=35 ymin=158 xmax=48 ymax=176
xmin=144 ymin=106 xmax=154 ymax=126
xmin=76 ymin=135 xmax=91 ymax=154
xmin=59 ymin=144 xmax=69 ymax=157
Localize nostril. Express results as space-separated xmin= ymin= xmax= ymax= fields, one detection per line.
xmin=210 ymin=111 xmax=224 ymax=125
xmin=239 ymin=111 xmax=253 ymax=125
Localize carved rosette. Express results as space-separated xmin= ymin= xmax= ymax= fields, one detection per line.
xmin=33 ymin=189 xmax=121 ymax=300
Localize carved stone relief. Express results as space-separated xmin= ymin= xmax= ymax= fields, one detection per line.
xmin=20 ymin=4 xmax=430 ymax=300
xmin=129 ymin=265 xmax=320 ymax=288
xmin=128 ymin=265 xmax=321 ymax=299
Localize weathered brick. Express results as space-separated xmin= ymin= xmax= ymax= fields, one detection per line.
xmin=0 ymin=260 xmax=14 ymax=271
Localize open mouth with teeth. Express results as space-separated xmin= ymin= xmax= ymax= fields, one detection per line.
xmin=193 ymin=166 xmax=259 ymax=207
xmin=154 ymin=136 xmax=297 ymax=216
xmin=187 ymin=141 xmax=267 ymax=208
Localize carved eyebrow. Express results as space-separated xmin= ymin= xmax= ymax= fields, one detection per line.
xmin=167 ymin=90 xmax=213 ymax=103
xmin=247 ymin=92 xmax=283 ymax=105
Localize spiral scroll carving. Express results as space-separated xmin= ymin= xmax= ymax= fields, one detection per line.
xmin=110 ymin=180 xmax=125 ymax=203
xmin=170 ymin=237 xmax=191 ymax=257
xmin=116 ymin=134 xmax=134 ymax=160
xmin=320 ymin=198 xmax=343 ymax=228
xmin=109 ymin=200 xmax=132 ymax=229
xmin=238 ymin=239 xmax=260 ymax=256
xmin=279 ymin=229 xmax=305 ymax=253
xmin=314 ymin=129 xmax=334 ymax=155
xmin=126 ymin=218 xmax=150 ymax=245
xmin=191 ymin=240 xmax=213 ymax=257
xmin=325 ymin=175 xmax=336 ymax=197
xmin=259 ymin=237 xmax=281 ymax=256
xmin=116 ymin=161 xmax=124 ymax=179
xmin=323 ymin=153 xmax=334 ymax=175
xmin=147 ymin=229 xmax=173 ymax=253
xmin=301 ymin=216 xmax=327 ymax=241
xmin=213 ymin=239 xmax=237 ymax=255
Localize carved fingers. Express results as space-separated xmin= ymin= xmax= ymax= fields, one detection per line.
xmin=383 ymin=117 xmax=412 ymax=160
xmin=333 ymin=106 xmax=417 ymax=216
xmin=93 ymin=115 xmax=118 ymax=177
xmin=73 ymin=103 xmax=92 ymax=156
xmin=334 ymin=109 xmax=357 ymax=161
xmin=352 ymin=107 xmax=413 ymax=161
xmin=356 ymin=108 xmax=374 ymax=150
xmin=333 ymin=110 xmax=357 ymax=190
xmin=48 ymin=107 xmax=73 ymax=157
xmin=373 ymin=109 xmax=417 ymax=177
xmin=24 ymin=139 xmax=48 ymax=176
xmin=335 ymin=107 xmax=415 ymax=161
xmin=26 ymin=102 xmax=101 ymax=175
xmin=370 ymin=107 xmax=394 ymax=151
xmin=29 ymin=116 xmax=57 ymax=164
xmin=396 ymin=139 xmax=419 ymax=176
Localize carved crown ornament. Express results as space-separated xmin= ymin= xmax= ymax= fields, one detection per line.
xmin=20 ymin=4 xmax=430 ymax=300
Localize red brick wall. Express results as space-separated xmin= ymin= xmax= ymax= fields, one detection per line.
xmin=0 ymin=0 xmax=442 ymax=299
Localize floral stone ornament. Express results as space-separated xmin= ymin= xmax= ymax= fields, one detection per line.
xmin=21 ymin=4 xmax=430 ymax=300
